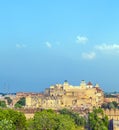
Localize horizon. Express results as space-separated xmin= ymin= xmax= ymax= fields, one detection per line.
xmin=0 ymin=80 xmax=118 ymax=93
xmin=0 ymin=1 xmax=119 ymax=92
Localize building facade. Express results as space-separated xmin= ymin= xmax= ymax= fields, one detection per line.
xmin=26 ymin=80 xmax=104 ymax=110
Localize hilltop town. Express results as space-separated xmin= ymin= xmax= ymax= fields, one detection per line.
xmin=0 ymin=80 xmax=119 ymax=111
xmin=0 ymin=80 xmax=119 ymax=129
xmin=26 ymin=80 xmax=103 ymax=110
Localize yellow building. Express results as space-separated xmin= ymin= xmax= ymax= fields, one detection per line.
xmin=26 ymin=80 xmax=104 ymax=110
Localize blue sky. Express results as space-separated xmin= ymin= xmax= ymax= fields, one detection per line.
xmin=0 ymin=0 xmax=119 ymax=92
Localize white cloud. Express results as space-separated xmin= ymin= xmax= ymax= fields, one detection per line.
xmin=76 ymin=35 xmax=88 ymax=44
xmin=16 ymin=44 xmax=27 ymax=48
xmin=95 ymin=44 xmax=119 ymax=52
xmin=82 ymin=52 xmax=96 ymax=60
xmin=45 ymin=42 xmax=52 ymax=48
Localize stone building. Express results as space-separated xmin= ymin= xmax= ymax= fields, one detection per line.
xmin=26 ymin=80 xmax=104 ymax=110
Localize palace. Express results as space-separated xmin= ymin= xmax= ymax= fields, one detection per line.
xmin=26 ymin=80 xmax=104 ymax=110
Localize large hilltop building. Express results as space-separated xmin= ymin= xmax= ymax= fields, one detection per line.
xmin=26 ymin=80 xmax=104 ymax=110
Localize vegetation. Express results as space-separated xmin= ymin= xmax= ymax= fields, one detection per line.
xmin=27 ymin=109 xmax=76 ymax=130
xmin=0 ymin=109 xmax=26 ymax=130
xmin=0 ymin=101 xmax=6 ymax=108
xmin=88 ymin=108 xmax=109 ymax=130
xmin=4 ymin=97 xmax=12 ymax=105
xmin=14 ymin=97 xmax=26 ymax=108
xmin=0 ymin=108 xmax=109 ymax=130
xmin=101 ymin=101 xmax=119 ymax=109
xmin=0 ymin=108 xmax=84 ymax=130
xmin=0 ymin=119 xmax=16 ymax=130
xmin=17 ymin=97 xmax=25 ymax=106
xmin=59 ymin=108 xmax=86 ymax=127
xmin=14 ymin=103 xmax=22 ymax=108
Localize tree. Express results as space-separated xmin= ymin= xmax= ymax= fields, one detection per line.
xmin=17 ymin=97 xmax=25 ymax=106
xmin=33 ymin=109 xmax=76 ymax=130
xmin=0 ymin=109 xmax=26 ymax=130
xmin=101 ymin=101 xmax=119 ymax=109
xmin=0 ymin=101 xmax=6 ymax=108
xmin=34 ymin=110 xmax=57 ymax=130
xmin=112 ymin=101 xmax=118 ymax=108
xmin=8 ymin=109 xmax=26 ymax=130
xmin=101 ymin=103 xmax=108 ymax=109
xmin=56 ymin=114 xmax=76 ymax=130
xmin=108 ymin=102 xmax=115 ymax=109
xmin=26 ymin=118 xmax=35 ymax=130
xmin=14 ymin=103 xmax=22 ymax=108
xmin=4 ymin=97 xmax=12 ymax=105
xmin=59 ymin=108 xmax=86 ymax=127
xmin=88 ymin=108 xmax=109 ymax=130
xmin=0 ymin=119 xmax=16 ymax=130
xmin=14 ymin=97 xmax=26 ymax=108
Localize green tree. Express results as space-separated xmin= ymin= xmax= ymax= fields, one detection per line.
xmin=88 ymin=108 xmax=109 ymax=130
xmin=26 ymin=118 xmax=35 ymax=130
xmin=56 ymin=114 xmax=75 ymax=130
xmin=0 ymin=119 xmax=16 ymax=130
xmin=0 ymin=109 xmax=26 ymax=130
xmin=14 ymin=97 xmax=26 ymax=108
xmin=112 ymin=101 xmax=118 ymax=108
xmin=108 ymin=102 xmax=115 ymax=109
xmin=101 ymin=103 xmax=108 ymax=109
xmin=14 ymin=103 xmax=22 ymax=108
xmin=59 ymin=108 xmax=86 ymax=127
xmin=4 ymin=97 xmax=12 ymax=105
xmin=0 ymin=101 xmax=6 ymax=108
xmin=17 ymin=97 xmax=26 ymax=106
xmin=102 ymin=101 xmax=119 ymax=109
xmin=33 ymin=109 xmax=76 ymax=130
xmin=34 ymin=110 xmax=58 ymax=130
xmin=8 ymin=109 xmax=26 ymax=130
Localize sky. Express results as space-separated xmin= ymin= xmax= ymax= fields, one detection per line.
xmin=0 ymin=0 xmax=119 ymax=92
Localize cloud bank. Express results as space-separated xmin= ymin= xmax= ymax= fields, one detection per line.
xmin=95 ymin=44 xmax=119 ymax=52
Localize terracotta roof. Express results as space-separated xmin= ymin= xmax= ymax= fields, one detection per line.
xmin=87 ymin=81 xmax=92 ymax=85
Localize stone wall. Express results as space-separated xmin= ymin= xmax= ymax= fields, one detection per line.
xmin=104 ymin=109 xmax=119 ymax=120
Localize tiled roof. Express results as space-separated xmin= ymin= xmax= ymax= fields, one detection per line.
xmin=87 ymin=81 xmax=92 ymax=85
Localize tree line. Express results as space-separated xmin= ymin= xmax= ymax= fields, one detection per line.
xmin=0 ymin=108 xmax=109 ymax=130
xmin=101 ymin=101 xmax=119 ymax=109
